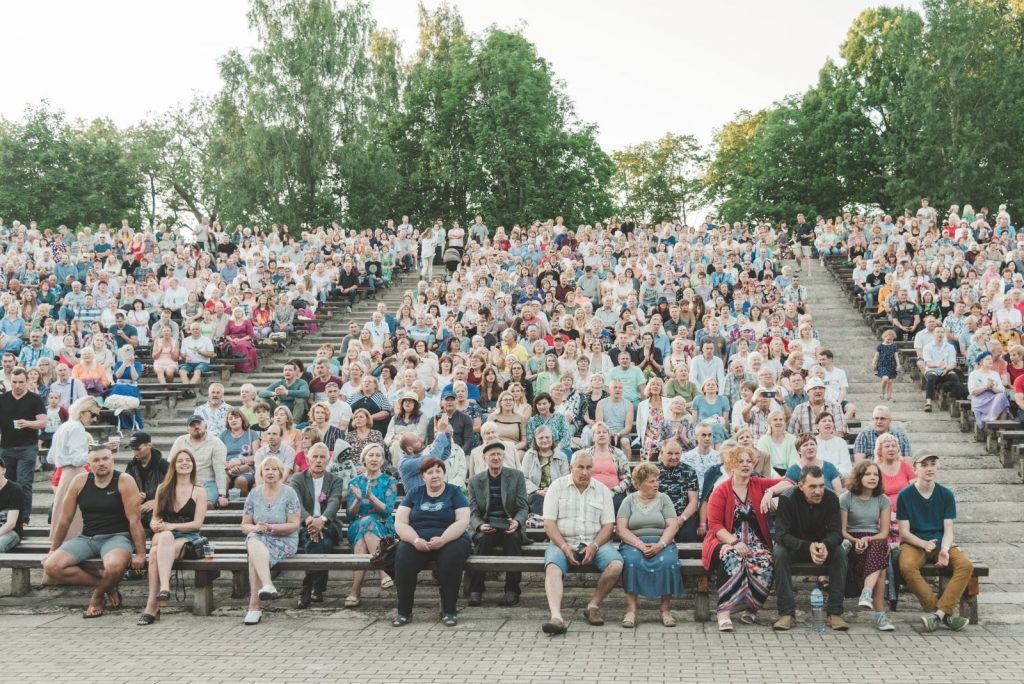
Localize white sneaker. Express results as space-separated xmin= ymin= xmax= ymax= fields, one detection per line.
xmin=874 ymin=612 xmax=895 ymax=631
xmin=858 ymin=589 xmax=874 ymax=609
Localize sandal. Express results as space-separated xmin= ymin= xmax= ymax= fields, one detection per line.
xmin=391 ymin=614 xmax=412 ymax=627
xmin=380 ymin=576 xmax=394 ymax=590
xmin=344 ymin=595 xmax=360 ymax=608
xmin=157 ymin=590 xmax=170 ymax=607
xmin=717 ymin=613 xmax=733 ymax=632
xmin=442 ymin=613 xmax=458 ymax=627
xmin=621 ymin=612 xmax=636 ymax=629
xmin=739 ymin=611 xmax=757 ymax=625
xmin=661 ymin=611 xmax=676 ymax=627
xmin=136 ymin=611 xmax=160 ymax=626
xmin=82 ymin=606 xmax=104 ymax=619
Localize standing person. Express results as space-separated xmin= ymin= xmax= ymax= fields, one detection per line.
xmin=466 ymin=440 xmax=529 ymax=607
xmin=793 ymin=212 xmax=815 ymax=273
xmin=540 ymin=451 xmax=623 ymax=635
xmin=137 ymin=449 xmax=208 ymax=626
xmin=47 ymin=396 xmax=103 ymax=542
xmin=897 ymin=452 xmax=973 ymax=632
xmin=42 ymin=446 xmax=147 ymax=618
xmin=0 ymin=459 xmax=24 ymax=552
xmin=772 ymin=465 xmax=849 ymax=631
xmin=0 ymin=367 xmax=47 ymax=525
xmin=290 ymin=442 xmax=344 ymax=608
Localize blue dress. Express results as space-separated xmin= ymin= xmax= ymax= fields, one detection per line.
xmin=243 ymin=485 xmax=300 ymax=566
xmin=875 ymin=342 xmax=898 ymax=378
xmin=618 ymin=492 xmax=684 ymax=598
xmin=346 ymin=472 xmax=398 ymax=544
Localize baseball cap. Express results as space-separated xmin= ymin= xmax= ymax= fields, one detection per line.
xmin=806 ymin=378 xmax=826 ymax=390
xmin=482 ymin=440 xmax=506 ymax=454
xmin=187 ymin=414 xmax=206 ymax=425
xmin=912 ymin=452 xmax=939 ymax=465
xmin=128 ymin=431 xmax=152 ymax=448
xmin=441 ymin=389 xmax=457 ymax=400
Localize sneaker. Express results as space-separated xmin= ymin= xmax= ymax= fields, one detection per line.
xmin=875 ymin=612 xmax=896 ymax=631
xmin=943 ymin=615 xmax=969 ymax=631
xmin=858 ymin=588 xmax=874 ymax=609
xmin=920 ymin=613 xmax=940 ymax=633
xmin=924 ymin=401 xmax=933 ymax=413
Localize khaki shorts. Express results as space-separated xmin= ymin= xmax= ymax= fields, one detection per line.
xmin=800 ymin=244 xmax=814 ymax=257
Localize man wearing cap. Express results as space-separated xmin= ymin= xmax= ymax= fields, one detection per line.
xmin=124 ymin=432 xmax=168 ymax=529
xmin=787 ymin=378 xmax=847 ymax=436
xmin=466 ymin=440 xmax=529 ymax=607
xmin=170 ymin=414 xmax=228 ymax=507
xmin=897 ymin=452 xmax=972 ymax=632
xmin=425 ymin=387 xmax=474 ymax=450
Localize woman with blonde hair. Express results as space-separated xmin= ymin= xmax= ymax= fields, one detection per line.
xmin=46 ymin=396 xmax=103 ymax=542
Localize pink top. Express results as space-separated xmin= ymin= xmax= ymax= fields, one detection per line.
xmin=880 ymin=460 xmax=916 ymax=510
xmin=591 ymin=455 xmax=620 ymax=491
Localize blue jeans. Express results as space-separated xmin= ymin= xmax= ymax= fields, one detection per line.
xmin=1 ymin=445 xmax=37 ymax=524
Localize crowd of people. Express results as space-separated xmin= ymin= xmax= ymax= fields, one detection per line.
xmin=0 ymin=209 xmax=975 ymax=633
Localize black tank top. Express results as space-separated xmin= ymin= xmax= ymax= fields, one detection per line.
xmin=80 ymin=471 xmax=130 ymax=536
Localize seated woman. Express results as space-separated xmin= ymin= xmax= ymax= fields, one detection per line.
xmin=840 ymin=460 xmax=894 ymax=632
xmin=576 ymin=421 xmax=632 ymax=512
xmin=224 ymin=306 xmax=259 ymax=373
xmin=222 ymin=408 xmax=260 ymax=496
xmin=391 ymin=457 xmax=472 ymax=627
xmin=702 ymin=444 xmax=791 ymax=631
xmin=72 ymin=347 xmax=110 ymax=398
xmin=490 ymin=391 xmax=528 ymax=459
xmin=521 ymin=425 xmax=570 ymax=515
xmin=968 ymin=351 xmax=1010 ymax=429
xmin=757 ymin=409 xmax=798 ymax=475
xmin=137 ymin=449 xmax=208 ymax=625
xmin=239 ymin=456 xmax=301 ymax=625
xmin=525 ymin=392 xmax=571 ymax=455
xmin=345 ymin=443 xmax=399 ymax=606
xmin=615 ymin=462 xmax=683 ymax=628
xmin=784 ymin=434 xmax=843 ymax=493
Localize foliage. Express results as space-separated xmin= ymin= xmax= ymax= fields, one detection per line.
xmin=611 ymin=133 xmax=708 ymax=224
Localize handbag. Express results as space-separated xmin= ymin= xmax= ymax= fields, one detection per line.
xmin=182 ymin=536 xmax=210 ymax=560
xmin=369 ymin=534 xmax=398 ymax=578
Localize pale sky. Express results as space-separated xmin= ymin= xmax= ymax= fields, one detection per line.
xmin=0 ymin=0 xmax=922 ymax=151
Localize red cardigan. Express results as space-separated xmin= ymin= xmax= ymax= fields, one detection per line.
xmin=701 ymin=475 xmax=790 ymax=570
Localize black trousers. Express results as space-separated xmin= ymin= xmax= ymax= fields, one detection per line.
xmin=394 ymin=536 xmax=472 ymax=617
xmin=469 ymin=530 xmax=523 ymax=595
xmin=774 ymin=543 xmax=847 ymax=616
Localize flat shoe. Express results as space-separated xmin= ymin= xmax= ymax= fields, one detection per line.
xmin=243 ymin=610 xmax=262 ymax=625
xmin=310 ymin=589 xmax=323 ymax=603
xmin=136 ymin=611 xmax=160 ymax=626
xmin=443 ymin=613 xmax=458 ymax=627
xmin=621 ymin=612 xmax=636 ymax=629
xmin=257 ymin=585 xmax=279 ymax=601
xmin=391 ymin=614 xmax=411 ymax=627
xmin=82 ymin=606 xmax=104 ymax=619
xmin=739 ymin=611 xmax=757 ymax=625
xmin=380 ymin=576 xmax=394 ymax=590
xmin=344 ymin=596 xmax=360 ymax=608
xmin=542 ymin=618 xmax=568 ymax=635
xmin=661 ymin=611 xmax=676 ymax=627
xmin=718 ymin=614 xmax=733 ymax=632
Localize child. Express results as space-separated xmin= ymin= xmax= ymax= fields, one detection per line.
xmin=249 ymin=401 xmax=274 ymax=435
xmin=39 ymin=391 xmax=68 ymax=469
xmin=873 ymin=328 xmax=900 ymax=400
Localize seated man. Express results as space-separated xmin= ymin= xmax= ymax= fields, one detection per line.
xmin=654 ymin=438 xmax=699 ymax=542
xmin=42 ymin=446 xmax=147 ymax=617
xmin=258 ymin=360 xmax=311 ymax=422
xmin=897 ymin=452 xmax=972 ymax=632
xmin=179 ymin=322 xmax=215 ymax=388
xmin=290 ymin=442 xmax=344 ymax=608
xmin=466 ymin=440 xmax=529 ymax=607
xmin=540 ymin=451 xmax=623 ymax=635
xmin=772 ymin=465 xmax=848 ymax=631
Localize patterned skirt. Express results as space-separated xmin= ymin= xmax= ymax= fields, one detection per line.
xmin=847 ymin=532 xmax=889 ymax=584
xmin=714 ymin=539 xmax=774 ymax=612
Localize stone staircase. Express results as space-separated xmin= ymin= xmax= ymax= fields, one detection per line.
xmin=805 ymin=262 xmax=1024 ymax=624
xmin=26 ymin=274 xmax=418 ymax=519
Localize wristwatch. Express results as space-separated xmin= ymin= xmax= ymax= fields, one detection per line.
xmin=319 ymin=515 xmax=329 ymax=524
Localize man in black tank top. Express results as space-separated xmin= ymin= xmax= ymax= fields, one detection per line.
xmin=43 ymin=446 xmax=147 ymax=618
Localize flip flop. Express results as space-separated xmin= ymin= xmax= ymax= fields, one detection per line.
xmin=82 ymin=606 xmax=104 ymax=619
xmin=105 ymin=589 xmax=123 ymax=609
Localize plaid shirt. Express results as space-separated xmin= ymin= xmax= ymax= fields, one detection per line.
xmin=852 ymin=428 xmax=911 ymax=459
xmin=787 ymin=400 xmax=847 ymax=435
xmin=542 ymin=474 xmax=614 ymax=546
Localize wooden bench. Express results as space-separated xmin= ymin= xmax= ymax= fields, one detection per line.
xmin=0 ymin=549 xmax=989 ymax=623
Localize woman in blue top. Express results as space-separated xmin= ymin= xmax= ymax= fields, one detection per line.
xmin=391 ymin=457 xmax=471 ymax=627
xmin=0 ymin=304 xmax=26 ymax=353
xmin=692 ymin=378 xmax=730 ymax=443
xmin=784 ymin=434 xmax=843 ymax=492
xmin=345 ymin=443 xmax=398 ymax=606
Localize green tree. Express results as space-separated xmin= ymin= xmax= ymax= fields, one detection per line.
xmin=0 ymin=103 xmax=142 ymax=228
xmin=611 ymin=133 xmax=708 ymax=224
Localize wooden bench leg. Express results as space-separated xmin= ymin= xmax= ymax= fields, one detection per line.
xmin=220 ymin=368 xmax=231 ymax=383
xmin=10 ymin=568 xmax=30 ymax=596
xmin=962 ymin=577 xmax=981 ymax=624
xmin=693 ymin=575 xmax=710 ymax=622
xmin=192 ymin=569 xmax=221 ymax=616
xmin=231 ymin=569 xmax=249 ymax=599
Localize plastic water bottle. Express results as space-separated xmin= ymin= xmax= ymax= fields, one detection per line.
xmin=810 ymin=586 xmax=825 ymax=634
xmin=203 ymin=541 xmax=214 ymax=561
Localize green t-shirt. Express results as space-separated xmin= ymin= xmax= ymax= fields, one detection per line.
xmin=618 ymin=492 xmax=676 ymax=538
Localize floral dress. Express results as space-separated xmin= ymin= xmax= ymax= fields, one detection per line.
xmin=244 ymin=485 xmax=301 ymax=566
xmin=345 ymin=472 xmax=398 ymax=544
xmin=640 ymin=403 xmax=667 ymax=462
xmin=715 ymin=494 xmax=774 ymax=612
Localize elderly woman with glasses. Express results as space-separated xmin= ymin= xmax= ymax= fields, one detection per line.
xmin=46 ymin=396 xmax=103 ymax=543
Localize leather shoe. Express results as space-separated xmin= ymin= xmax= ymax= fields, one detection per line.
xmin=584 ymin=605 xmax=604 ymax=626
xmin=497 ymin=591 xmax=520 ymax=607
xmin=772 ymin=614 xmax=795 ymax=631
xmin=468 ymin=592 xmax=482 ymax=607
xmin=297 ymin=587 xmax=311 ymax=609
xmin=827 ymin=614 xmax=849 ymax=631
xmin=310 ymin=589 xmax=324 ymax=603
